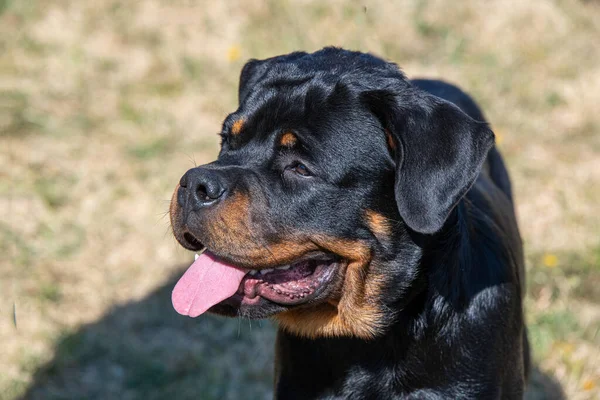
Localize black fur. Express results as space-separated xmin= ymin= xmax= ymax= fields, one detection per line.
xmin=173 ymin=47 xmax=528 ymax=399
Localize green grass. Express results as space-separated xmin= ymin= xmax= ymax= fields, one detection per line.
xmin=1 ymin=223 xmax=35 ymax=267
xmin=528 ymin=247 xmax=600 ymax=302
xmin=127 ymin=137 xmax=175 ymax=160
xmin=24 ymin=279 xmax=276 ymax=400
xmin=34 ymin=176 xmax=74 ymax=210
xmin=39 ymin=282 xmax=62 ymax=303
xmin=0 ymin=91 xmax=48 ymax=137
xmin=529 ymin=309 xmax=581 ymax=359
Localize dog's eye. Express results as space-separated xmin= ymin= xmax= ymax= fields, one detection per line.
xmin=288 ymin=162 xmax=311 ymax=177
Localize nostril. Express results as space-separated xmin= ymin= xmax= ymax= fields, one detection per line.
xmin=196 ymin=184 xmax=211 ymax=202
xmin=184 ymin=167 xmax=227 ymax=207
xmin=195 ymin=180 xmax=225 ymax=203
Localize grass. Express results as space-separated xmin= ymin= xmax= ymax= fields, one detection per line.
xmin=22 ymin=278 xmax=276 ymax=400
xmin=1 ymin=0 xmax=599 ymax=399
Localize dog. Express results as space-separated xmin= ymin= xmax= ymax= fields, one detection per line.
xmin=169 ymin=47 xmax=528 ymax=399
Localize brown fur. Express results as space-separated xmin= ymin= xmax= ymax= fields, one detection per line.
xmin=276 ymin=237 xmax=386 ymax=340
xmin=280 ymin=132 xmax=297 ymax=147
xmin=202 ymin=192 xmax=256 ymax=254
xmin=190 ymin=193 xmax=320 ymax=267
xmin=231 ymin=119 xmax=245 ymax=135
xmin=364 ymin=209 xmax=392 ymax=241
xmin=171 ymin=184 xmax=385 ymax=339
xmin=169 ymin=185 xmax=317 ymax=266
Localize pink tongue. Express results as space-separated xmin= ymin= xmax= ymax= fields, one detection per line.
xmin=172 ymin=251 xmax=247 ymax=317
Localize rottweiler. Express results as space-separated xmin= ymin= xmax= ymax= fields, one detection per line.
xmin=170 ymin=47 xmax=528 ymax=399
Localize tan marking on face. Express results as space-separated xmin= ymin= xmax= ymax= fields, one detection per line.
xmin=385 ymin=129 xmax=396 ymax=152
xmin=280 ymin=132 xmax=297 ymax=147
xmin=365 ymin=209 xmax=392 ymax=240
xmin=196 ymin=194 xmax=316 ymax=267
xmin=171 ymin=184 xmax=386 ymax=339
xmin=231 ymin=119 xmax=245 ymax=135
xmin=275 ymin=237 xmax=386 ymax=340
xmin=198 ymin=219 xmax=385 ymax=338
xmin=203 ymin=192 xmax=254 ymax=253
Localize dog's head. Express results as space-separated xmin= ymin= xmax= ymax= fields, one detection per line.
xmin=170 ymin=48 xmax=494 ymax=339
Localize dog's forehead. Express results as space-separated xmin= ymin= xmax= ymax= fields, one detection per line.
xmin=226 ymin=83 xmax=380 ymax=150
xmin=227 ymin=81 xmax=323 ymax=134
xmin=220 ymin=93 xmax=392 ymax=185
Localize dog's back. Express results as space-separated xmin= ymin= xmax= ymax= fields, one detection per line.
xmin=412 ymin=79 xmax=514 ymax=202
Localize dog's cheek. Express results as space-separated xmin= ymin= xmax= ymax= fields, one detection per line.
xmin=201 ymin=192 xmax=254 ymax=253
xmin=364 ymin=210 xmax=393 ymax=242
xmin=201 ymin=193 xmax=318 ymax=265
xmin=275 ymin=238 xmax=387 ymax=340
xmin=245 ymin=240 xmax=317 ymax=264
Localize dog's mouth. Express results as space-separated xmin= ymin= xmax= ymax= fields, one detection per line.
xmin=171 ymin=244 xmax=340 ymax=318
xmin=237 ymin=254 xmax=338 ymax=304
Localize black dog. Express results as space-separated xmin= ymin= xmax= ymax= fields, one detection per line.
xmin=170 ymin=47 xmax=528 ymax=399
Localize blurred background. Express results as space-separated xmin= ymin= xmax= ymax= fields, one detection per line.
xmin=1 ymin=0 xmax=599 ymax=399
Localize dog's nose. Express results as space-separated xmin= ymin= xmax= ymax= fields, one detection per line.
xmin=179 ymin=167 xmax=227 ymax=209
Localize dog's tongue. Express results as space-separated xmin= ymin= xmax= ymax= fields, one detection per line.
xmin=172 ymin=251 xmax=247 ymax=317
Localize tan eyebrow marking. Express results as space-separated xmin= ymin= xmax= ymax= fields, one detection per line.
xmin=280 ymin=132 xmax=297 ymax=147
xmin=231 ymin=119 xmax=245 ymax=135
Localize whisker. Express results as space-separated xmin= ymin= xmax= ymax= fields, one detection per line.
xmin=181 ymin=151 xmax=197 ymax=168
xmin=163 ymin=225 xmax=174 ymax=240
xmin=157 ymin=209 xmax=170 ymax=220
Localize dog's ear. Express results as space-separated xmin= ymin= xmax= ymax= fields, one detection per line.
xmin=238 ymin=59 xmax=270 ymax=105
xmin=362 ymin=88 xmax=494 ymax=234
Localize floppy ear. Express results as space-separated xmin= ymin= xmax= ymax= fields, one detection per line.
xmin=363 ymin=88 xmax=494 ymax=234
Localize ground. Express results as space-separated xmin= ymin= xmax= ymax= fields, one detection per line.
xmin=1 ymin=0 xmax=599 ymax=399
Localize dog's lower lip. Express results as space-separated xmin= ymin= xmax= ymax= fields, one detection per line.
xmin=182 ymin=232 xmax=203 ymax=250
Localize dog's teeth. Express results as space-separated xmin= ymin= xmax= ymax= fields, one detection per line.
xmin=248 ymin=270 xmax=258 ymax=276
xmin=278 ymin=265 xmax=291 ymax=270
xmin=261 ymin=268 xmax=274 ymax=274
xmin=194 ymin=253 xmax=200 ymax=261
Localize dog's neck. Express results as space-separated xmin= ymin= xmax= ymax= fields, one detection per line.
xmin=273 ymin=195 xmax=519 ymax=398
xmin=272 ymin=206 xmax=466 ymax=398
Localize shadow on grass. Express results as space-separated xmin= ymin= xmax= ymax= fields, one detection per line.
xmin=21 ymin=266 xmax=565 ymax=400
xmin=22 ymin=267 xmax=276 ymax=400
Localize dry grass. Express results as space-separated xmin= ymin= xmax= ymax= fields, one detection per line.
xmin=1 ymin=0 xmax=599 ymax=399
